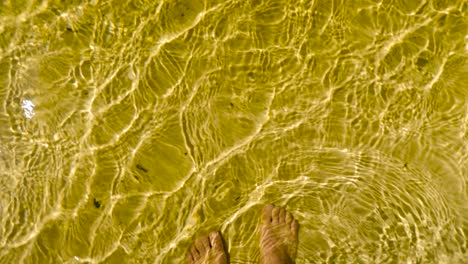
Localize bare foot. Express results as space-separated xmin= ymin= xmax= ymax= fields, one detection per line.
xmin=260 ymin=204 xmax=299 ymax=264
xmin=187 ymin=231 xmax=228 ymax=264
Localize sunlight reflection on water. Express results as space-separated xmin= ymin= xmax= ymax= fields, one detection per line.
xmin=21 ymin=99 xmax=35 ymax=119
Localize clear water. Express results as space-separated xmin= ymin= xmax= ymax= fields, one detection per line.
xmin=1 ymin=0 xmax=467 ymax=263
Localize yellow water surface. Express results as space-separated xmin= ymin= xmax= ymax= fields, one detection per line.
xmin=0 ymin=0 xmax=467 ymax=263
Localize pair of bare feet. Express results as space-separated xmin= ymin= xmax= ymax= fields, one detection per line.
xmin=187 ymin=204 xmax=299 ymax=264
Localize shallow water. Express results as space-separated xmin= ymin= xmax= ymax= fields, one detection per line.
xmin=0 ymin=0 xmax=467 ymax=263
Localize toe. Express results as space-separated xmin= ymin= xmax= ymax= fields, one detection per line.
xmin=187 ymin=251 xmax=194 ymax=263
xmin=195 ymin=236 xmax=210 ymax=255
xmin=272 ymin=206 xmax=280 ymax=224
xmin=279 ymin=207 xmax=286 ymax=224
xmin=291 ymin=219 xmax=299 ymax=238
xmin=209 ymin=231 xmax=224 ymax=252
xmin=262 ymin=204 xmax=274 ymax=223
xmin=191 ymin=244 xmax=200 ymax=260
xmin=285 ymin=211 xmax=293 ymax=224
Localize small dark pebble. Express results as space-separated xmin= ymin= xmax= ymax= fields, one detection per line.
xmin=93 ymin=198 xmax=101 ymax=209
xmin=181 ymin=13 xmax=184 ymax=17
xmin=136 ymin=164 xmax=148 ymax=173
xmin=229 ymin=102 xmax=234 ymax=107
xmin=184 ymin=152 xmax=188 ymax=156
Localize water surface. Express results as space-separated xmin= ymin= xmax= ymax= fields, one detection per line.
xmin=0 ymin=0 xmax=467 ymax=263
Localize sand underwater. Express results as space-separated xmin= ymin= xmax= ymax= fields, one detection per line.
xmin=0 ymin=0 xmax=467 ymax=263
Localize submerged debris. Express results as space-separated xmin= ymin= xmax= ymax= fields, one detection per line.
xmin=136 ymin=164 xmax=148 ymax=173
xmin=93 ymin=198 xmax=101 ymax=209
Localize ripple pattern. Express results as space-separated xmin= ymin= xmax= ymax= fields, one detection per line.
xmin=0 ymin=0 xmax=467 ymax=263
